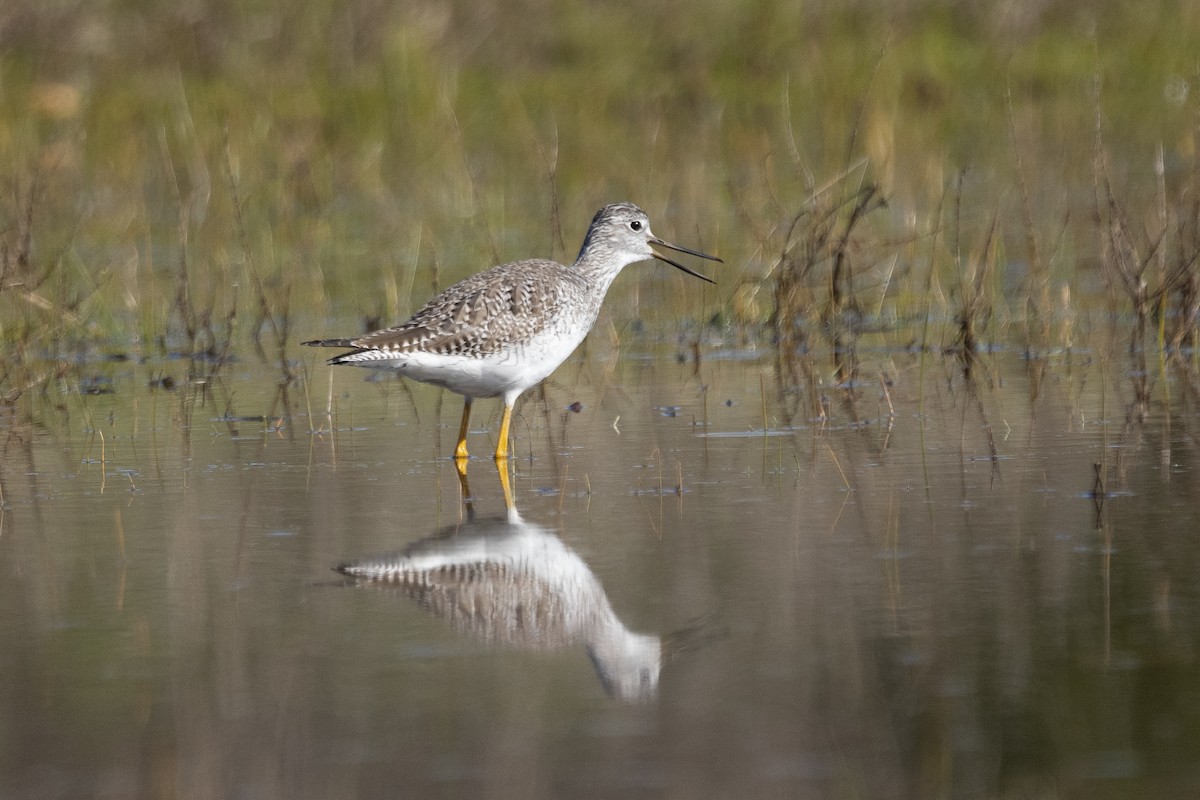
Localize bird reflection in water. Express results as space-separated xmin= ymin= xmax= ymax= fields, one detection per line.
xmin=336 ymin=463 xmax=710 ymax=702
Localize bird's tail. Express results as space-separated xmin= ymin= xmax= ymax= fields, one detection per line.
xmin=302 ymin=338 xmax=356 ymax=348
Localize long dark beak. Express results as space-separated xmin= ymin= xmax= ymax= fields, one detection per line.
xmin=650 ymin=237 xmax=722 ymax=284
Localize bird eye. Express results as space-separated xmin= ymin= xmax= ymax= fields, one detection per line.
xmin=630 ymin=220 xmax=642 ymax=231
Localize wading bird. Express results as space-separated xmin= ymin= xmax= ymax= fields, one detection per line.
xmin=304 ymin=202 xmax=720 ymax=460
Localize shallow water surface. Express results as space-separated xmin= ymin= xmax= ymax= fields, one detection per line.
xmin=3 ymin=346 xmax=1200 ymax=798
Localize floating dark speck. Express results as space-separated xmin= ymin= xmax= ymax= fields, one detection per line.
xmin=79 ymin=376 xmax=115 ymax=395
xmin=567 ymin=401 xmax=584 ymax=413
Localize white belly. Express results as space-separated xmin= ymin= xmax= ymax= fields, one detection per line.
xmin=367 ymin=327 xmax=587 ymax=401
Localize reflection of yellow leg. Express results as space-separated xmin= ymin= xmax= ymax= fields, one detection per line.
xmin=454 ymin=398 xmax=472 ymax=460
xmin=455 ymin=454 xmax=474 ymax=513
xmin=496 ymin=458 xmax=515 ymax=512
xmin=493 ymin=401 xmax=513 ymax=461
xmin=455 ymin=452 xmax=470 ymax=488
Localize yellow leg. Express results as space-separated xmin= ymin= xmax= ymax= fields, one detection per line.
xmin=454 ymin=398 xmax=472 ymax=460
xmin=493 ymin=401 xmax=513 ymax=460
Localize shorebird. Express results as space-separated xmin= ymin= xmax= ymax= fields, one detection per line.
xmin=304 ymin=202 xmax=720 ymax=460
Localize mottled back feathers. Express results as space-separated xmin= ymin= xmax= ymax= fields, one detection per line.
xmin=331 ymin=259 xmax=589 ymax=362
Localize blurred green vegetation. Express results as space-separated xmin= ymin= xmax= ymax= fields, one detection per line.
xmin=1 ymin=0 xmax=1198 ymax=371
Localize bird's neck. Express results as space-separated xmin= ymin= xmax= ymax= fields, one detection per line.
xmin=572 ymin=244 xmax=638 ymax=292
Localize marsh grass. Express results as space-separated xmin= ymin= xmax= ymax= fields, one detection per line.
xmin=0 ymin=177 xmax=92 ymax=403
xmin=2 ymin=1 xmax=1200 ymax=433
xmin=1085 ymin=66 xmax=1200 ymax=423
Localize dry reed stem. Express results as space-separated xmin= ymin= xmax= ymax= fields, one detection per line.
xmin=1005 ymin=74 xmax=1049 ymax=353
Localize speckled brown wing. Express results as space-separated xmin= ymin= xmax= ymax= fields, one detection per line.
xmin=344 ymin=562 xmax=579 ymax=648
xmin=347 ymin=259 xmax=588 ymax=358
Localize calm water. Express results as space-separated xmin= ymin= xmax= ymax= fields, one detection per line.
xmin=3 ymin=342 xmax=1200 ymax=798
